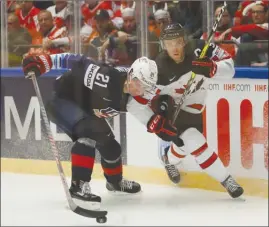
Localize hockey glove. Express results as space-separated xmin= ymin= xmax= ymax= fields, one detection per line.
xmin=192 ymin=57 xmax=217 ymax=78
xmin=22 ymin=54 xmax=52 ymax=79
xmin=147 ymin=114 xmax=177 ymax=141
xmin=150 ymin=94 xmax=175 ymax=119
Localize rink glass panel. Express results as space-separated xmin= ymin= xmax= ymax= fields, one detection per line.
xmin=1 ymin=0 xmax=268 ymax=164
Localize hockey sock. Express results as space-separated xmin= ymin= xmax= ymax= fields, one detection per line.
xmin=71 ymin=138 xmax=95 ymax=182
xmin=191 ymin=142 xmax=229 ymax=182
xmin=97 ymin=138 xmax=123 ymax=184
xmin=167 ymin=143 xmax=186 ymax=165
xmin=101 ymin=157 xmax=123 ymax=184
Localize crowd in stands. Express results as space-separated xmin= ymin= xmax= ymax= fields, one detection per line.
xmin=5 ymin=0 xmax=269 ymax=67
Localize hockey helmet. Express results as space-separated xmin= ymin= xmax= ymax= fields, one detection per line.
xmin=128 ymin=57 xmax=158 ymax=89
xmin=160 ymin=23 xmax=187 ymax=49
xmin=160 ymin=23 xmax=186 ymax=40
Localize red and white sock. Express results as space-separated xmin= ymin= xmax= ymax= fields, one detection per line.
xmin=191 ymin=142 xmax=229 ymax=182
xmin=167 ymin=143 xmax=186 ymax=165
xmin=168 ymin=128 xmax=229 ymax=183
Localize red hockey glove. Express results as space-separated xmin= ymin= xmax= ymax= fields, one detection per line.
xmin=147 ymin=114 xmax=177 ymax=141
xmin=150 ymin=94 xmax=175 ymax=119
xmin=22 ymin=54 xmax=52 ymax=79
xmin=192 ymin=57 xmax=217 ymax=78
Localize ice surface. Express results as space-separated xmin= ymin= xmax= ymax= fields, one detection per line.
xmin=1 ymin=173 xmax=268 ymax=226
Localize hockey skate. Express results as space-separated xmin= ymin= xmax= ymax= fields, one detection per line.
xmin=161 ymin=146 xmax=181 ymax=184
xmin=69 ymin=180 xmax=101 ymax=210
xmin=221 ymin=175 xmax=244 ymax=198
xmin=106 ymin=179 xmax=141 ymax=194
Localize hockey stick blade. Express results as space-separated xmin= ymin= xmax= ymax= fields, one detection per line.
xmin=73 ymin=206 xmax=108 ymax=218
xmin=28 ymin=71 xmax=108 ymax=221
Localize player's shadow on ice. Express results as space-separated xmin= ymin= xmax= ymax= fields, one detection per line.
xmin=100 ymin=186 xmax=241 ymax=211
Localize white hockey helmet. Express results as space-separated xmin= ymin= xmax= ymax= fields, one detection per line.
xmin=128 ymin=57 xmax=158 ymax=89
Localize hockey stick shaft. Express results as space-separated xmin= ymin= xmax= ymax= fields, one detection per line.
xmin=30 ymin=72 xmax=73 ymax=204
xmin=28 ymin=72 xmax=107 ymax=219
xmin=172 ymin=1 xmax=227 ymax=124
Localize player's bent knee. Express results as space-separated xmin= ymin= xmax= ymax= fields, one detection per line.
xmin=96 ymin=138 xmax=122 ymax=162
xmin=71 ymin=138 xmax=96 ymax=156
xmin=77 ymin=138 xmax=96 ymax=147
xmin=180 ymin=127 xmax=207 ymax=155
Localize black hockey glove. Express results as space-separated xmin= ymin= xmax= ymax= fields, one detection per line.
xmin=147 ymin=114 xmax=177 ymax=142
xmin=22 ymin=54 xmax=52 ymax=79
xmin=150 ymin=94 xmax=175 ymax=119
xmin=192 ymin=57 xmax=217 ymax=78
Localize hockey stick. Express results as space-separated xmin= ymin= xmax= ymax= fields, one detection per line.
xmin=172 ymin=1 xmax=227 ymax=124
xmin=28 ymin=72 xmax=108 ymax=223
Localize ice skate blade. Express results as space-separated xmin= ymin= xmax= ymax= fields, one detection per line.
xmin=170 ymin=179 xmax=180 ymax=185
xmin=233 ymin=196 xmax=246 ymax=202
xmin=107 ymin=189 xmax=143 ymax=196
xmin=73 ymin=198 xmax=101 ymax=210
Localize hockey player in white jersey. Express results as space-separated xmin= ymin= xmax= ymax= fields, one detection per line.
xmin=127 ymin=23 xmax=244 ymax=198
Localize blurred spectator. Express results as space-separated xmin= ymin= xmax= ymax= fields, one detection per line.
xmin=33 ymin=0 xmax=54 ymax=10
xmin=151 ymin=2 xmax=171 ymax=38
xmin=226 ymin=1 xmax=240 ymax=18
xmin=147 ymin=2 xmax=171 ymax=59
xmin=80 ymin=1 xmax=123 ymax=41
xmin=81 ymin=1 xmax=111 ymax=43
xmin=28 ymin=10 xmax=70 ymax=55
xmin=15 ymin=0 xmax=41 ymax=44
xmin=99 ymin=2 xmax=137 ymax=65
xmin=7 ymin=13 xmax=32 ymax=66
xmin=120 ymin=2 xmax=136 ymax=35
xmin=98 ymin=1 xmax=160 ymax=64
xmin=46 ymin=0 xmax=72 ymax=29
xmin=148 ymin=14 xmax=156 ymax=34
xmin=223 ymin=2 xmax=268 ymax=67
xmin=233 ymin=0 xmax=254 ymax=26
xmin=81 ymin=0 xmax=114 ymax=24
xmin=201 ymin=6 xmax=239 ymax=58
xmin=83 ymin=9 xmax=118 ymax=61
xmin=217 ymin=2 xmax=268 ymax=42
xmin=7 ymin=1 xmax=21 ymax=13
xmin=172 ymin=1 xmax=203 ymax=39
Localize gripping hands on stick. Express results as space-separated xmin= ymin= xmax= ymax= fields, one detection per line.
xmin=23 ymin=54 xmax=52 ymax=78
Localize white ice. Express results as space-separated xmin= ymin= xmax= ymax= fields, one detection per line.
xmin=1 ymin=172 xmax=268 ymax=226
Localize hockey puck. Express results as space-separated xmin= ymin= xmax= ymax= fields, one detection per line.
xmin=96 ymin=216 xmax=107 ymax=224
